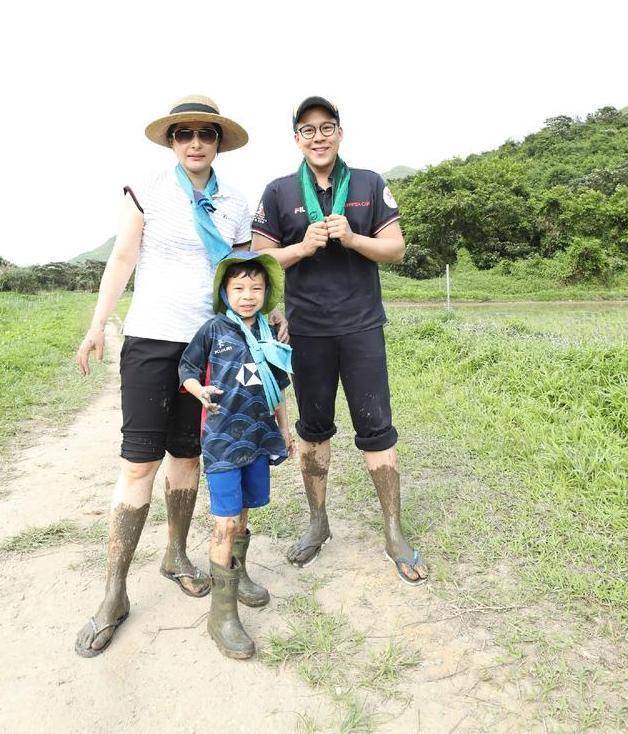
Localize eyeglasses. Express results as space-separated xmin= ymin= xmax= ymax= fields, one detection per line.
xmin=296 ymin=122 xmax=338 ymax=140
xmin=170 ymin=128 xmax=220 ymax=145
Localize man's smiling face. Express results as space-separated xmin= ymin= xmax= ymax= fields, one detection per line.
xmin=295 ymin=106 xmax=343 ymax=173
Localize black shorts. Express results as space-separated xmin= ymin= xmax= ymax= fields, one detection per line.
xmin=120 ymin=336 xmax=202 ymax=463
xmin=291 ymin=327 xmax=398 ymax=452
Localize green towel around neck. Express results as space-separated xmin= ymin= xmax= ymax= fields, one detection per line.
xmin=298 ymin=157 xmax=351 ymax=223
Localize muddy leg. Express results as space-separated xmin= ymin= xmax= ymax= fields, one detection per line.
xmin=160 ymin=455 xmax=210 ymax=596
xmin=233 ymin=509 xmax=270 ymax=607
xmin=207 ymin=516 xmax=254 ymax=659
xmin=287 ymin=439 xmax=332 ymax=567
xmin=365 ymin=447 xmax=428 ymax=583
xmin=75 ymin=459 xmax=158 ymax=655
xmin=210 ymin=514 xmax=238 ymax=567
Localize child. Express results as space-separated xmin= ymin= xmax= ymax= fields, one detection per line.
xmin=179 ymin=251 xmax=293 ymax=659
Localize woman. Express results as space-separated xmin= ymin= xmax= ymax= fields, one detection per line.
xmin=75 ymin=95 xmax=284 ymax=657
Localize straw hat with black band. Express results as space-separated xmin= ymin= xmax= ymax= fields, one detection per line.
xmin=145 ymin=95 xmax=249 ymax=152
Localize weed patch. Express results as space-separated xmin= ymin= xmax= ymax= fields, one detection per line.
xmin=261 ymin=582 xmax=420 ymax=732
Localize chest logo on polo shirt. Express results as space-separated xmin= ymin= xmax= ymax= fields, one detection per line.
xmin=236 ymin=362 xmax=263 ymax=387
xmin=383 ymin=186 xmax=398 ymax=209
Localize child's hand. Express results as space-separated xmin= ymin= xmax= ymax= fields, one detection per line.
xmin=199 ymin=385 xmax=223 ymax=413
xmin=281 ymin=428 xmax=295 ymax=458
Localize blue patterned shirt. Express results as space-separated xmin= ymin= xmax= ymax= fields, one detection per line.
xmin=179 ymin=315 xmax=290 ymax=473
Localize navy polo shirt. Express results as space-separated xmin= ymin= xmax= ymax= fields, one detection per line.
xmin=251 ymin=167 xmax=400 ymax=337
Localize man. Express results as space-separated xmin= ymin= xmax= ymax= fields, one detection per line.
xmin=251 ymin=96 xmax=428 ymax=585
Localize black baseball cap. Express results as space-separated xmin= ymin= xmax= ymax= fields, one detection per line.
xmin=292 ymin=96 xmax=340 ymax=131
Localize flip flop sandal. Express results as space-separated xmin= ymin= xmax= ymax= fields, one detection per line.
xmin=385 ymin=549 xmax=428 ymax=587
xmin=160 ymin=567 xmax=211 ymax=598
xmin=288 ymin=534 xmax=332 ymax=569
xmin=75 ymin=611 xmax=129 ymax=658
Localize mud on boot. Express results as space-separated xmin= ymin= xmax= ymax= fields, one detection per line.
xmin=233 ymin=529 xmax=270 ymax=607
xmin=207 ymin=558 xmax=255 ymax=660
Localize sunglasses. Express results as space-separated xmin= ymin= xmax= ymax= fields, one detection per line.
xmin=170 ymin=127 xmax=220 ymax=145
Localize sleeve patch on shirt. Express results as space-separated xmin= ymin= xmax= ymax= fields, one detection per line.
xmin=383 ymin=186 xmax=398 ymax=209
xmin=253 ymin=201 xmax=267 ymax=225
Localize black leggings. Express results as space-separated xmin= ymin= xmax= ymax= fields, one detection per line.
xmin=290 ymin=327 xmax=397 ymax=452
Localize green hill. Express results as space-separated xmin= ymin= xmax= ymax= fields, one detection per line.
xmin=70 ymin=236 xmax=114 ymax=264
xmin=383 ymin=165 xmax=417 ymax=181
xmin=389 ymin=105 xmax=628 ymax=279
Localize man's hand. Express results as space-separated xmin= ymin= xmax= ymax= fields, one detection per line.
xmin=299 ymin=221 xmax=328 ymax=257
xmin=198 ymin=385 xmax=224 ymax=413
xmin=76 ymin=327 xmax=105 ymax=376
xmin=268 ymin=308 xmax=289 ymax=343
xmin=326 ymin=214 xmax=355 ymax=248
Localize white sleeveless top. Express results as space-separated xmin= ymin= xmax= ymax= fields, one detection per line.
xmin=123 ymin=168 xmax=251 ymax=343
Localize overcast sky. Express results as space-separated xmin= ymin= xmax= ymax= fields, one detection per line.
xmin=1 ymin=0 xmax=626 ymax=265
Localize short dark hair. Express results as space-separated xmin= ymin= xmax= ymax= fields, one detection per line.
xmin=223 ymin=260 xmax=269 ymax=287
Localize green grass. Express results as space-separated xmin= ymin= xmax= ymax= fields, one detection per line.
xmin=381 ymin=303 xmax=627 ymax=618
xmin=0 ymin=517 xmax=107 ymax=553
xmin=0 ymin=520 xmax=81 ymax=552
xmin=261 ymin=582 xmax=421 ymax=732
xmin=380 ymin=266 xmax=628 ymax=303
xmin=0 ymin=291 xmax=104 ymax=459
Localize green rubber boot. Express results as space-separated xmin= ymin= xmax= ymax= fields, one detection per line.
xmin=233 ymin=529 xmax=270 ymax=608
xmin=207 ymin=558 xmax=255 ymax=660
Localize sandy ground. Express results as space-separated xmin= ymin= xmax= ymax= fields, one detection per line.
xmin=0 ymin=322 xmax=548 ymax=734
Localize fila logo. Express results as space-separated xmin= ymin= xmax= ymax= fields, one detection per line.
xmin=236 ymin=362 xmax=263 ymax=387
xmin=294 ymin=206 xmax=306 ymax=214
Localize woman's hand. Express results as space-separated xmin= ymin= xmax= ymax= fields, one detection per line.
xmin=76 ymin=327 xmax=105 ymax=376
xmin=281 ymin=427 xmax=295 ymax=458
xmin=268 ymin=308 xmax=289 ymax=343
xmin=198 ymin=385 xmax=224 ymax=413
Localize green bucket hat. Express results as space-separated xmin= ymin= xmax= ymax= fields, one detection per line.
xmin=213 ymin=251 xmax=284 ymax=315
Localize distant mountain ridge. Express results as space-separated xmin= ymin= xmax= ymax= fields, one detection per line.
xmin=70 ymin=236 xmax=115 ymax=263
xmin=383 ymin=165 xmax=417 ymax=180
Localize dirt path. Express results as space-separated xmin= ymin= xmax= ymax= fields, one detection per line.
xmin=0 ymin=322 xmax=554 ymax=733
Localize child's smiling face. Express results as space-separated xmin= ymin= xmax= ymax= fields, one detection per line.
xmin=225 ymin=271 xmax=266 ymax=322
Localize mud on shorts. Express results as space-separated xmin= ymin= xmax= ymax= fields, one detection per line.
xmin=120 ymin=336 xmax=202 ymax=463
xmin=291 ymin=326 xmax=398 ymax=452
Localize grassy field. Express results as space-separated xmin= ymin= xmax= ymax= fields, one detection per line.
xmin=384 ymin=302 xmax=627 ymax=616
xmin=380 ymin=266 xmax=628 ymax=303
xmin=252 ymin=300 xmax=627 ymax=730
xmin=0 ymin=292 xmax=105 ymax=462
xmin=2 ymin=290 xmax=626 ymax=729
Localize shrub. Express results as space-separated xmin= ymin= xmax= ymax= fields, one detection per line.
xmin=560 ymin=236 xmax=612 ymax=284
xmin=0 ymin=268 xmax=41 ymax=293
xmin=385 ymin=242 xmax=441 ymax=279
xmin=0 ymin=260 xmax=107 ymax=293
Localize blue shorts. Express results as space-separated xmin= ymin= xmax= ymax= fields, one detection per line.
xmin=205 ymin=455 xmax=270 ymax=517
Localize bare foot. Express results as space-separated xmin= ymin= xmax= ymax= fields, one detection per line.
xmin=75 ymin=590 xmax=130 ymax=657
xmin=286 ymin=520 xmax=331 ymax=567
